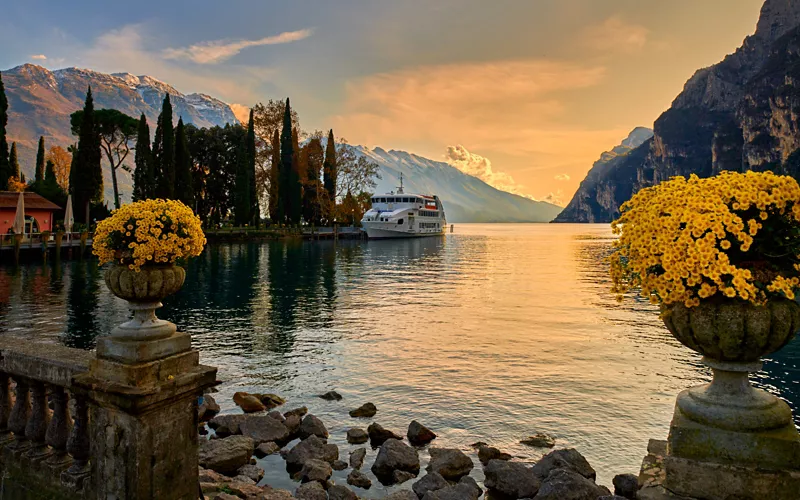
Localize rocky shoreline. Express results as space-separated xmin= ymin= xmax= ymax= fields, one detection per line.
xmin=197 ymin=391 xmax=640 ymax=500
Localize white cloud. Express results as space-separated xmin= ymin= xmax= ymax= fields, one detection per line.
xmin=554 ymin=174 xmax=570 ymax=181
xmin=543 ymin=190 xmax=565 ymax=206
xmin=229 ymin=103 xmax=251 ymax=124
xmin=582 ymin=16 xmax=648 ymax=54
xmin=163 ymin=29 xmax=313 ymax=64
xmin=30 ymin=54 xmax=47 ymax=60
xmin=445 ymin=145 xmax=535 ymax=199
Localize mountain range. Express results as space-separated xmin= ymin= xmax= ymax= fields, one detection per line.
xmin=1 ymin=64 xmax=562 ymax=222
xmin=556 ymin=0 xmax=800 ymax=222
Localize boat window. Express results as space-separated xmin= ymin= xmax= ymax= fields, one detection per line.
xmin=398 ymin=219 xmax=403 ymax=225
xmin=379 ymin=198 xmax=386 ymax=203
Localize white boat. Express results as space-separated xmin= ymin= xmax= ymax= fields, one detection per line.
xmin=361 ymin=175 xmax=447 ymax=239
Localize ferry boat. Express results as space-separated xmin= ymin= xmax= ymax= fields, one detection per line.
xmin=361 ymin=175 xmax=447 ymax=239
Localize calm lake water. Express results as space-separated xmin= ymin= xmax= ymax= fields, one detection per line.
xmin=1 ymin=223 xmax=799 ymax=494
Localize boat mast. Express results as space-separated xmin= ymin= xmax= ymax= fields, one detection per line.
xmin=397 ymin=173 xmax=405 ymax=194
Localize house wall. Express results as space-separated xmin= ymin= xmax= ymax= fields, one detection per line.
xmin=0 ymin=208 xmax=55 ymax=234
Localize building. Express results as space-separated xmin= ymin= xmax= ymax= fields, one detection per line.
xmin=0 ymin=192 xmax=62 ymax=235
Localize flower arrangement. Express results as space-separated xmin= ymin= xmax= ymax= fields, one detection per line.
xmin=93 ymin=199 xmax=206 ymax=272
xmin=609 ymin=171 xmax=800 ymax=307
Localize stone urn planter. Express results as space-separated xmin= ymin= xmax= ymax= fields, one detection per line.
xmin=104 ymin=263 xmax=186 ymax=341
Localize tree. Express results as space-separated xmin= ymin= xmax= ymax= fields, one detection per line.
xmin=323 ymin=129 xmax=337 ymax=205
xmin=246 ymin=109 xmax=259 ymax=226
xmin=252 ymin=100 xmax=299 ymax=215
xmin=35 ymin=136 xmax=45 ymax=188
xmin=153 ymin=94 xmax=175 ymax=199
xmin=71 ymin=108 xmax=138 ymax=208
xmin=9 ymin=141 xmax=19 ymax=179
xmin=34 ymin=159 xmax=67 ymax=206
xmin=290 ymin=127 xmax=302 ymax=223
xmin=69 ymin=87 xmax=103 ymax=224
xmin=302 ymin=136 xmax=324 ymax=224
xmin=321 ymin=138 xmax=381 ymax=223
xmin=234 ymin=132 xmax=250 ymax=226
xmin=174 ymin=117 xmax=194 ymax=207
xmin=47 ymin=145 xmax=71 ymax=190
xmin=278 ymin=98 xmax=294 ymax=223
xmin=132 ymin=114 xmax=154 ymax=201
xmin=268 ymin=129 xmax=280 ymax=222
xmin=0 ymin=71 xmax=9 ymax=191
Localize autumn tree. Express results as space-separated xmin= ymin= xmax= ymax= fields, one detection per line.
xmin=69 ymin=87 xmax=103 ymax=224
xmin=234 ymin=132 xmax=250 ymax=226
xmin=174 ymin=117 xmax=194 ymax=207
xmin=0 ymin=71 xmax=9 ymax=191
xmin=46 ymin=145 xmax=71 ymax=190
xmin=34 ymin=136 xmax=45 ymax=188
xmin=132 ymin=114 xmax=154 ymax=201
xmin=302 ymin=134 xmax=324 ymax=224
xmin=153 ymin=94 xmax=175 ymax=199
xmin=321 ymin=138 xmax=380 ymax=224
xmin=252 ymin=99 xmax=299 ymax=222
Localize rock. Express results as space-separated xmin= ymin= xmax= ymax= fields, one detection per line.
xmin=426 ymin=448 xmax=473 ymax=480
xmin=232 ymin=475 xmax=255 ymax=485
xmin=255 ymin=441 xmax=281 ymax=458
xmin=458 ymin=476 xmax=482 ymax=497
xmin=612 ymin=473 xmax=639 ymax=499
xmin=268 ymin=410 xmax=285 ymax=422
xmin=256 ymin=393 xmax=286 ymax=409
xmin=532 ymin=448 xmax=596 ymax=481
xmin=260 ymin=486 xmax=295 ymax=500
xmin=236 ymin=463 xmax=264 ymax=483
xmin=198 ymin=435 xmax=255 ymax=475
xmin=520 ymin=433 xmax=556 ymax=448
xmin=347 ymin=427 xmax=369 ymax=444
xmin=327 ymin=484 xmax=358 ymax=500
xmin=372 ymin=438 xmax=420 ymax=482
xmin=349 ymin=448 xmax=367 ymax=469
xmin=394 ymin=470 xmax=417 ymax=484
xmin=208 ymin=414 xmax=248 ymax=437
xmin=319 ymin=390 xmax=343 ymax=401
xmin=198 ymin=423 xmax=208 ymax=436
xmin=298 ymin=414 xmax=329 ymax=439
xmin=233 ymin=391 xmax=267 ymax=413
xmin=478 ymin=445 xmax=512 ymax=465
xmin=386 ymin=491 xmax=419 ymax=500
xmin=284 ymin=435 xmax=339 ymax=470
xmin=239 ymin=415 xmax=291 ymax=444
xmin=599 ymin=496 xmax=629 ymax=500
xmin=300 ymin=458 xmax=333 ymax=483
xmin=412 ymin=472 xmax=449 ymax=498
xmin=213 ymin=494 xmax=239 ymax=500
xmin=199 ymin=395 xmax=221 ymax=422
xmin=332 ymin=460 xmax=348 ymax=471
xmin=198 ymin=467 xmax=227 ymax=484
xmin=349 ymin=402 xmax=377 ymax=418
xmin=283 ymin=414 xmax=302 ymax=436
xmin=484 ymin=459 xmax=540 ymax=499
xmin=469 ymin=442 xmax=488 ymax=449
xmin=226 ymin=480 xmax=264 ymax=498
xmin=295 ymin=481 xmax=327 ymax=500
xmin=421 ymin=481 xmax=481 ymax=500
xmin=284 ymin=406 xmax=308 ymax=419
xmin=347 ymin=469 xmax=372 ymax=489
xmin=367 ymin=422 xmax=403 ymax=446
xmin=407 ymin=420 xmax=437 ymax=445
xmin=535 ymin=469 xmax=610 ymax=500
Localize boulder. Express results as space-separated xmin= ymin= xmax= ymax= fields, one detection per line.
xmin=347 ymin=427 xmax=369 ymax=444
xmin=233 ymin=392 xmax=267 ymax=413
xmin=213 ymin=494 xmax=239 ymax=500
xmin=260 ymin=486 xmax=295 ymax=499
xmin=349 ymin=402 xmax=377 ymax=418
xmin=394 ymin=470 xmax=417 ymax=484
xmin=458 ymin=476 xmax=482 ymax=497
xmin=484 ymin=459 xmax=540 ymax=499
xmin=426 ymin=448 xmax=474 ymax=480
xmin=198 ymin=435 xmax=255 ymax=475
xmin=295 ymin=481 xmax=327 ymax=500
xmin=298 ymin=414 xmax=329 ymax=439
xmin=254 ymin=441 xmax=281 ymax=458
xmin=319 ymin=390 xmax=343 ymax=401
xmin=198 ymin=424 xmax=208 ymax=436
xmin=239 ymin=415 xmax=291 ymax=444
xmin=535 ymin=469 xmax=610 ymax=500
xmin=520 ymin=433 xmax=556 ymax=448
xmin=198 ymin=467 xmax=227 ymax=484
xmin=407 ymin=420 xmax=437 ymax=445
xmin=208 ymin=414 xmax=248 ymax=437
xmin=284 ymin=435 xmax=339 ymax=470
xmin=236 ymin=463 xmax=264 ymax=483
xmin=283 ymin=414 xmax=302 ymax=436
xmin=412 ymin=472 xmax=449 ymax=498
xmin=386 ymin=491 xmax=419 ymax=500
xmin=478 ymin=445 xmax=512 ymax=465
xmin=347 ymin=469 xmax=372 ymax=489
xmin=367 ymin=422 xmax=403 ymax=446
xmin=232 ymin=475 xmax=255 ymax=485
xmin=612 ymin=473 xmax=639 ymax=499
xmin=371 ymin=438 xmax=420 ymax=482
xmin=599 ymin=497 xmax=629 ymax=500
xmin=268 ymin=410 xmax=285 ymax=422
xmin=199 ymin=395 xmax=220 ymax=422
xmin=421 ymin=480 xmax=482 ymax=500
xmin=256 ymin=393 xmax=286 ymax=409
xmin=349 ymin=447 xmax=367 ymax=469
xmin=332 ymin=460 xmax=349 ymax=471
xmin=300 ymin=458 xmax=333 ymax=483
xmin=225 ymin=480 xmax=263 ymax=498
xmin=532 ymin=448 xmax=596 ymax=481
xmin=284 ymin=406 xmax=308 ymax=419
xmin=328 ymin=484 xmax=358 ymax=500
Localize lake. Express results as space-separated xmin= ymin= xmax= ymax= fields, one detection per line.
xmin=1 ymin=223 xmax=798 ymax=495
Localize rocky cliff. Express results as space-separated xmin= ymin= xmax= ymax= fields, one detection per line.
xmin=555 ymin=0 xmax=800 ymax=222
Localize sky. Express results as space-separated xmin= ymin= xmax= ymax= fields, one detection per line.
xmin=0 ymin=0 xmax=765 ymax=205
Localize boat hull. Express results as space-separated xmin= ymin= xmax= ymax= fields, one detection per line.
xmin=362 ymin=224 xmax=445 ymax=240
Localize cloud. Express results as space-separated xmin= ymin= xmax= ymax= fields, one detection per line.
xmin=543 ymin=190 xmax=565 ymax=206
xmin=229 ymin=103 xmax=251 ymax=124
xmin=582 ymin=16 xmax=648 ymax=54
xmin=30 ymin=54 xmax=47 ymax=60
xmin=445 ymin=145 xmax=534 ymax=199
xmin=554 ymin=174 xmax=570 ymax=181
xmin=163 ymin=29 xmax=313 ymax=64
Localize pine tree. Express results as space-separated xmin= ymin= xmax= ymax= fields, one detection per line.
xmin=234 ymin=133 xmax=250 ymax=226
xmin=133 ymin=114 xmax=154 ymax=201
xmin=69 ymin=87 xmax=103 ymax=224
xmin=9 ymin=142 xmax=19 ymax=178
xmin=268 ymin=128 xmax=280 ymax=222
xmin=323 ymin=129 xmax=337 ymax=213
xmin=174 ymin=117 xmax=194 ymax=207
xmin=35 ymin=136 xmax=46 ymax=187
xmin=153 ymin=94 xmax=175 ymax=199
xmin=246 ymin=109 xmax=259 ymax=226
xmin=0 ymin=71 xmax=9 ymax=191
xmin=278 ymin=98 xmax=294 ymax=223
xmin=290 ymin=127 xmax=302 ymax=223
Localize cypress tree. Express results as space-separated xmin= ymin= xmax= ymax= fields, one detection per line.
xmin=0 ymin=71 xmax=9 ymax=191
xmin=9 ymin=142 xmax=19 ymax=179
xmin=234 ymin=133 xmax=250 ymax=226
xmin=44 ymin=160 xmax=58 ymax=191
xmin=302 ymin=138 xmax=323 ymax=224
xmin=173 ymin=117 xmax=194 ymax=207
xmin=153 ymin=94 xmax=175 ymax=199
xmin=290 ymin=127 xmax=302 ymax=223
xmin=132 ymin=114 xmax=154 ymax=201
xmin=69 ymin=87 xmax=103 ymax=224
xmin=35 ymin=136 xmax=46 ymax=186
xmin=323 ymin=129 xmax=337 ymax=210
xmin=268 ymin=129 xmax=280 ymax=222
xmin=246 ymin=109 xmax=259 ymax=226
xmin=278 ymin=98 xmax=294 ymax=223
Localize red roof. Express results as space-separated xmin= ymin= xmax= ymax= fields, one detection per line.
xmin=0 ymin=192 xmax=61 ymax=211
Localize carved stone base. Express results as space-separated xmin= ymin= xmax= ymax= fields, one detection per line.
xmin=88 ymin=348 xmax=200 ymax=389
xmin=96 ymin=331 xmax=191 ymax=364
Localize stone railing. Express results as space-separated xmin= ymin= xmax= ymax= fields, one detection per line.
xmin=0 ymin=338 xmax=93 ymax=499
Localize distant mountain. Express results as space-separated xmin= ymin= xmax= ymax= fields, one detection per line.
xmin=556 ymin=0 xmax=800 ymax=222
xmin=352 ymin=146 xmax=563 ymax=223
